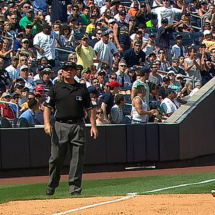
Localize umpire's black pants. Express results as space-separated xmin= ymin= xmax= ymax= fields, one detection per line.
xmin=48 ymin=121 xmax=86 ymax=194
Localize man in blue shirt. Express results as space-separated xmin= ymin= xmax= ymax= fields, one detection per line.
xmin=123 ymin=40 xmax=146 ymax=67
xmin=19 ymin=98 xmax=38 ymax=127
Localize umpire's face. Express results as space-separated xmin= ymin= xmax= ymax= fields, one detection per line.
xmin=62 ymin=66 xmax=77 ymax=80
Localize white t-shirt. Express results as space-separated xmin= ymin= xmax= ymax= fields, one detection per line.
xmin=114 ymin=13 xmax=130 ymax=24
xmin=33 ymin=31 xmax=59 ymax=60
xmin=5 ymin=65 xmax=20 ymax=80
xmin=152 ymin=6 xmax=182 ymax=27
xmin=94 ymin=40 xmax=118 ymax=69
xmin=161 ymin=97 xmax=178 ymax=115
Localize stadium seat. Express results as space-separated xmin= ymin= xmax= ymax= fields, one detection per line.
xmin=18 ymin=118 xmax=29 ymax=127
xmin=0 ymin=117 xmax=12 ymax=128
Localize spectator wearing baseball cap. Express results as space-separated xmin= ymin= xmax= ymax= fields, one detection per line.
xmin=123 ymin=40 xmax=146 ymax=67
xmin=0 ymin=92 xmax=16 ymax=119
xmin=155 ymin=18 xmax=183 ymax=61
xmin=19 ymin=65 xmax=36 ymax=92
xmin=159 ymin=76 xmax=171 ymax=100
xmin=35 ymin=66 xmax=54 ymax=91
xmin=167 ymin=70 xmax=182 ymax=94
xmin=131 ymin=66 xmax=151 ymax=109
xmin=5 ymin=56 xmax=20 ymax=81
xmin=98 ymin=80 xmax=121 ymax=120
xmin=113 ymin=9 xmax=131 ymax=55
xmin=171 ymin=34 xmax=186 ymax=59
xmin=81 ymin=68 xmax=92 ymax=88
xmin=33 ymin=23 xmax=58 ymax=67
xmin=20 ymin=38 xmax=34 ymax=59
xmin=76 ymin=33 xmax=96 ymax=69
xmin=128 ymin=1 xmax=139 ymax=16
xmin=161 ymin=88 xmax=179 ymax=117
xmin=19 ymin=7 xmax=41 ymax=35
xmin=10 ymin=92 xmax=21 ymax=115
xmin=94 ymin=29 xmax=118 ymax=71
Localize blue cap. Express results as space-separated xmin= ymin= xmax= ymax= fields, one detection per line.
xmin=88 ymin=86 xmax=99 ymax=95
xmin=139 ymin=66 xmax=151 ymax=76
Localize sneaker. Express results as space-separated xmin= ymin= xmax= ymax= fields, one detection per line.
xmin=211 ymin=189 xmax=215 ymax=197
xmin=46 ymin=188 xmax=55 ymax=195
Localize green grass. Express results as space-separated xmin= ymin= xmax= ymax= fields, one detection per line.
xmin=0 ymin=172 xmax=215 ymax=204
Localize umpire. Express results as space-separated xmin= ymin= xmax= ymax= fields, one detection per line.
xmin=44 ymin=61 xmax=98 ymax=196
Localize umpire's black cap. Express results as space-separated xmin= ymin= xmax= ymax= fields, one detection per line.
xmin=61 ymin=61 xmax=77 ymax=69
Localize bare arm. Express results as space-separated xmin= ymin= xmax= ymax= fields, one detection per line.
xmin=44 ymin=106 xmax=52 ymax=136
xmin=101 ymin=102 xmax=108 ymax=120
xmin=113 ymin=23 xmax=121 ymax=49
xmin=76 ymin=43 xmax=82 ymax=55
xmin=133 ymin=97 xmax=153 ymax=116
xmin=87 ymin=108 xmax=98 ymax=139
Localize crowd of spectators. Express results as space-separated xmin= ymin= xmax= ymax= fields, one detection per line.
xmin=0 ymin=0 xmax=214 ymax=126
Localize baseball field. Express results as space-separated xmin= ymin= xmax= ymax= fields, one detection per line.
xmin=0 ymin=165 xmax=215 ymax=215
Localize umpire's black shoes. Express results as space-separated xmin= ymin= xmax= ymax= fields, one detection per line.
xmin=46 ymin=188 xmax=55 ymax=195
xmin=71 ymin=191 xmax=81 ymax=196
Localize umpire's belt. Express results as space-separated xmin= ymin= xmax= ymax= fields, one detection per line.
xmin=56 ymin=119 xmax=83 ymax=124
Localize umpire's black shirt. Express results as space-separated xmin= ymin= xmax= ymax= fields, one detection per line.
xmin=45 ymin=81 xmax=92 ymax=120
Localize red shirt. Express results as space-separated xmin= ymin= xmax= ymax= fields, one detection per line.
xmin=0 ymin=103 xmax=16 ymax=119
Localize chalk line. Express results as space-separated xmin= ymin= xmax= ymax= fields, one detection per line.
xmin=50 ymin=178 xmax=215 ymax=215
xmin=51 ymin=193 xmax=136 ymax=215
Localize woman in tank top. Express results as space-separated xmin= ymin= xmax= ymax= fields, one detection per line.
xmin=184 ymin=47 xmax=204 ymax=91
xmin=131 ymin=85 xmax=155 ymax=124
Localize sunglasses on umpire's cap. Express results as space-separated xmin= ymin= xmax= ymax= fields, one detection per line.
xmin=61 ymin=61 xmax=77 ymax=69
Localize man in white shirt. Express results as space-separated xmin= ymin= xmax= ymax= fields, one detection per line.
xmin=33 ymin=23 xmax=59 ymax=67
xmin=161 ymin=88 xmax=179 ymax=117
xmin=171 ymin=34 xmax=186 ymax=59
xmin=100 ymin=0 xmax=111 ymax=14
xmin=5 ymin=56 xmax=20 ymax=81
xmin=152 ymin=0 xmax=185 ymax=27
xmin=94 ymin=30 xmax=118 ymax=70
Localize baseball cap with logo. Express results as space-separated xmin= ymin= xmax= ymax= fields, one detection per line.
xmin=119 ymin=10 xmax=126 ymax=15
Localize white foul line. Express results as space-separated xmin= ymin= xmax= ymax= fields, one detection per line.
xmin=50 ymin=178 xmax=215 ymax=215
xmin=142 ymin=178 xmax=215 ymax=194
xmin=51 ymin=193 xmax=137 ymax=215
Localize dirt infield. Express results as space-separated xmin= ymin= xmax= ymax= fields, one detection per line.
xmin=1 ymin=165 xmax=215 ymax=215
xmin=0 ymin=194 xmax=215 ymax=215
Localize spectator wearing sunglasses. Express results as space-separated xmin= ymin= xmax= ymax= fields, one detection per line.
xmin=20 ymin=92 xmax=35 ymax=113
xmin=123 ymin=40 xmax=146 ymax=67
xmin=116 ymin=60 xmax=132 ymax=90
xmin=10 ymin=92 xmax=21 ymax=116
xmin=19 ymin=38 xmax=34 ymax=59
xmin=94 ymin=30 xmax=119 ymax=71
xmin=76 ymin=34 xmax=96 ymax=69
xmin=23 ymin=24 xmax=34 ymax=48
xmin=96 ymin=108 xmax=109 ymax=125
